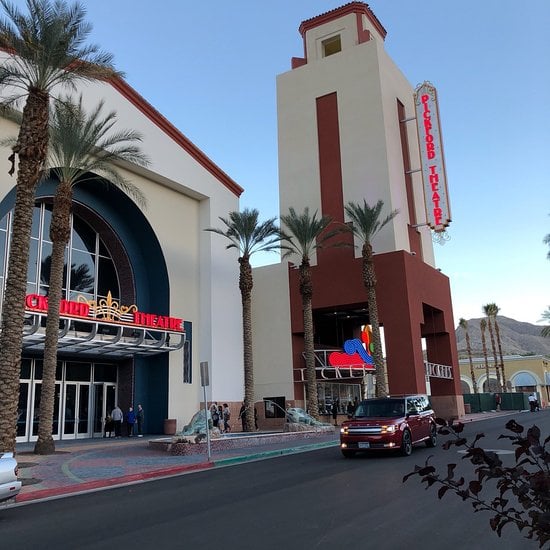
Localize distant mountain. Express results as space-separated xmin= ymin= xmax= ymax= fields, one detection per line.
xmin=455 ymin=316 xmax=550 ymax=358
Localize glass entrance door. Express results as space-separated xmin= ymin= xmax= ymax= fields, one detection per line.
xmin=63 ymin=383 xmax=91 ymax=439
xmin=93 ymin=383 xmax=117 ymax=437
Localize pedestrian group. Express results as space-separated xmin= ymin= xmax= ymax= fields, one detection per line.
xmin=104 ymin=404 xmax=145 ymax=438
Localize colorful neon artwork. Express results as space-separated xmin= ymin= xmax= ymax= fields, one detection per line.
xmin=328 ymin=325 xmax=375 ymax=369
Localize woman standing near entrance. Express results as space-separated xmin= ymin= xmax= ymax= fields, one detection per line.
xmin=136 ymin=404 xmax=144 ymax=437
xmin=111 ymin=405 xmax=123 ymax=437
xmin=126 ymin=406 xmax=136 ymax=436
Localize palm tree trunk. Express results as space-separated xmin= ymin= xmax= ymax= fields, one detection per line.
xmin=301 ymin=263 xmax=318 ymax=419
xmin=480 ymin=324 xmax=490 ymax=392
xmin=362 ymin=244 xmax=387 ymax=397
xmin=487 ymin=318 xmax=502 ymax=392
xmin=494 ymin=319 xmax=507 ymax=392
xmin=239 ymin=257 xmax=255 ymax=432
xmin=465 ymin=331 xmax=478 ymax=393
xmin=0 ymin=90 xmax=49 ymax=451
xmin=34 ymin=181 xmax=72 ymax=454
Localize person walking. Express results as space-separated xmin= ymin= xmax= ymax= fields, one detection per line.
xmin=332 ymin=398 xmax=339 ymax=426
xmin=210 ymin=402 xmax=219 ymax=429
xmin=528 ymin=393 xmax=537 ymax=412
xmin=111 ymin=405 xmax=123 ymax=437
xmin=136 ymin=404 xmax=145 ymax=437
xmin=126 ymin=406 xmax=136 ymax=436
xmin=223 ymin=403 xmax=231 ymax=433
xmin=239 ymin=402 xmax=246 ymax=432
xmin=218 ymin=405 xmax=224 ymax=433
xmin=104 ymin=413 xmax=113 ymax=438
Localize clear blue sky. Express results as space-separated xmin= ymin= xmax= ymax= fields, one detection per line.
xmin=15 ymin=1 xmax=550 ymax=326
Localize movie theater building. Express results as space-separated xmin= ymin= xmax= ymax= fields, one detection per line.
xmin=252 ymin=2 xmax=464 ymax=419
xmin=0 ymin=60 xmax=245 ymax=442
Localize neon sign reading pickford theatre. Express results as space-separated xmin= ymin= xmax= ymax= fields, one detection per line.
xmin=22 ymin=291 xmax=187 ymax=358
xmin=414 ymin=81 xmax=451 ymax=232
xmin=25 ymin=291 xmax=184 ymax=331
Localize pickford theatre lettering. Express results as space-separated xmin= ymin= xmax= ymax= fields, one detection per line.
xmin=421 ymin=93 xmax=443 ymax=227
xmin=25 ymin=294 xmax=90 ymax=317
xmin=133 ymin=312 xmax=183 ymax=331
xmin=25 ymin=293 xmax=184 ymax=333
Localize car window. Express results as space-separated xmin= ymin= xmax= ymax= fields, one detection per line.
xmin=354 ymin=399 xmax=404 ymax=418
xmin=407 ymin=397 xmax=421 ymax=413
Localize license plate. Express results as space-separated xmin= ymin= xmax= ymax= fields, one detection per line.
xmin=358 ymin=442 xmax=370 ymax=449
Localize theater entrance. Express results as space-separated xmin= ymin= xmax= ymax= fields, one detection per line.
xmin=17 ymin=358 xmax=119 ymax=443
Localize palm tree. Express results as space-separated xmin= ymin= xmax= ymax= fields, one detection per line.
xmin=482 ymin=304 xmax=502 ymax=392
xmin=280 ymin=207 xmax=338 ymax=419
xmin=459 ymin=318 xmax=477 ymax=393
xmin=485 ymin=302 xmax=507 ymax=392
xmin=480 ymin=318 xmax=492 ymax=392
xmin=343 ymin=199 xmax=399 ymax=397
xmin=540 ymin=307 xmax=550 ymax=338
xmin=34 ymin=96 xmax=148 ymax=454
xmin=206 ymin=209 xmax=280 ymax=431
xmin=0 ymin=0 xmax=118 ymax=451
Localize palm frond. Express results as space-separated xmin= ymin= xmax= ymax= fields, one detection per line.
xmin=46 ymin=94 xmax=149 ymax=208
xmin=280 ymin=206 xmax=336 ymax=261
xmin=0 ymin=0 xmax=120 ymax=95
xmin=343 ymin=199 xmax=399 ymax=245
xmin=206 ymin=208 xmax=281 ymax=259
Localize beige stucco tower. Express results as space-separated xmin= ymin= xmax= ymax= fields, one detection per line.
xmin=254 ymin=2 xmax=463 ymax=419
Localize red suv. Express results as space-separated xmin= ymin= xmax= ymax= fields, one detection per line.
xmin=339 ymin=395 xmax=436 ymax=457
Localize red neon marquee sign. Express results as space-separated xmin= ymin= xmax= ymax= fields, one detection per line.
xmin=414 ymin=82 xmax=451 ymax=232
xmin=25 ymin=293 xmax=184 ymax=333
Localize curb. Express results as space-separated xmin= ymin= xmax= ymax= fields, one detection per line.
xmin=16 ymin=461 xmax=215 ymax=503
xmin=214 ymin=439 xmax=339 ymax=467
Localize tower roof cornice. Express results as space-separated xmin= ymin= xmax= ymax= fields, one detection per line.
xmin=298 ymin=2 xmax=387 ymax=40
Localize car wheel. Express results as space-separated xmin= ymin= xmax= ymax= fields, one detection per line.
xmin=426 ymin=424 xmax=437 ymax=447
xmin=342 ymin=450 xmax=356 ymax=458
xmin=401 ymin=430 xmax=412 ymax=456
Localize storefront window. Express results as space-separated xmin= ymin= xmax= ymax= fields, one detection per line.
xmin=66 ymin=362 xmax=91 ymax=382
xmin=0 ymin=204 xmax=120 ymax=304
xmin=317 ymin=382 xmax=361 ymax=415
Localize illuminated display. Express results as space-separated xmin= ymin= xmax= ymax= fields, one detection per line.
xmin=25 ymin=291 xmax=184 ymax=333
xmin=328 ymin=325 xmax=375 ymax=369
xmin=414 ymin=82 xmax=451 ymax=232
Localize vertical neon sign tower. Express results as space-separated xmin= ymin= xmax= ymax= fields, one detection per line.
xmin=268 ymin=2 xmax=463 ymax=419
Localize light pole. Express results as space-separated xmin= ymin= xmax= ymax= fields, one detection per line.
xmin=200 ymin=361 xmax=211 ymax=460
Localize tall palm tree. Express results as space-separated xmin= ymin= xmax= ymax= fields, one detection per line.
xmin=206 ymin=209 xmax=280 ymax=431
xmin=0 ymin=0 xmax=118 ymax=451
xmin=482 ymin=304 xmax=502 ymax=392
xmin=34 ymin=96 xmax=148 ymax=454
xmin=459 ymin=318 xmax=477 ymax=394
xmin=540 ymin=307 xmax=550 ymax=338
xmin=480 ymin=318 xmax=492 ymax=392
xmin=485 ymin=302 xmax=507 ymax=392
xmin=280 ymin=207 xmax=337 ymax=419
xmin=343 ymin=199 xmax=399 ymax=397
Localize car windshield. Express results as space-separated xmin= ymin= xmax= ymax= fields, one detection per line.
xmin=353 ymin=399 xmax=404 ymax=418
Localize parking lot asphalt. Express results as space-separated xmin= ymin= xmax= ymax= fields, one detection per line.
xmin=10 ymin=409 xmax=520 ymax=505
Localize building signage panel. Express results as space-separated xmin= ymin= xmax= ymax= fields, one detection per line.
xmin=25 ymin=291 xmax=185 ymax=333
xmin=414 ymin=81 xmax=451 ymax=232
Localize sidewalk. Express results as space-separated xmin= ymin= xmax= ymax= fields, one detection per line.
xmin=10 ymin=410 xmax=520 ymax=505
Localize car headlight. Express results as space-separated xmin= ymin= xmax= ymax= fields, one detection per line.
xmin=380 ymin=425 xmax=398 ymax=433
xmin=340 ymin=427 xmax=348 ymax=435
